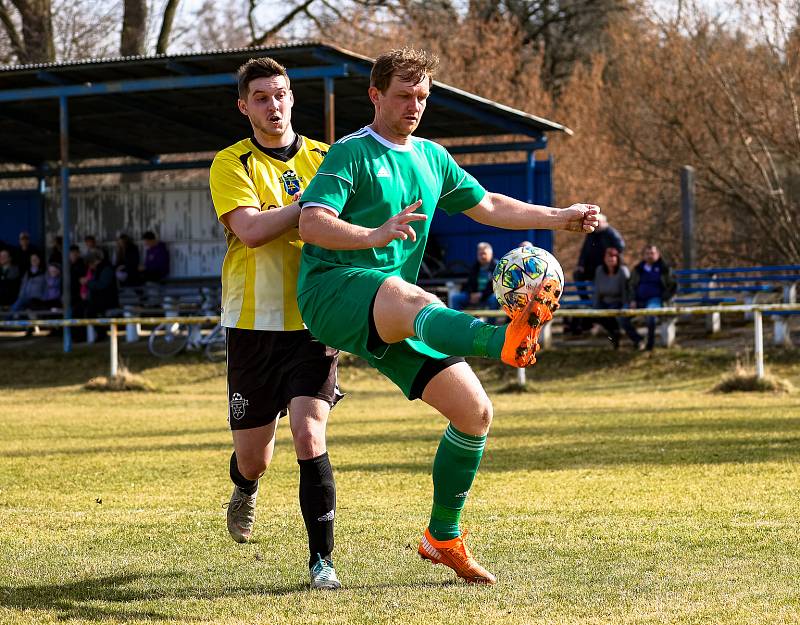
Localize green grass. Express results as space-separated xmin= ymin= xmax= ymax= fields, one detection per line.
xmin=1 ymin=342 xmax=799 ymax=624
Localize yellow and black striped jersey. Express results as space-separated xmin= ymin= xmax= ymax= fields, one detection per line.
xmin=209 ymin=134 xmax=329 ymax=330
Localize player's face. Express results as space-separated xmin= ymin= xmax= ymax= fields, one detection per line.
xmin=370 ymin=74 xmax=430 ymax=140
xmin=238 ymin=75 xmax=294 ymax=144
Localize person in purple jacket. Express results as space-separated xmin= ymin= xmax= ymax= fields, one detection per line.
xmin=140 ymin=231 xmax=170 ymax=283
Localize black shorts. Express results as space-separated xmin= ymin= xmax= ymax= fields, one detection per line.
xmin=226 ymin=327 xmax=341 ymax=430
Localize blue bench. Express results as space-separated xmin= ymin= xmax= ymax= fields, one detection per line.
xmin=675 ymin=265 xmax=800 ymax=339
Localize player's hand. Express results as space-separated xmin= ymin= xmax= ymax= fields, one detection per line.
xmin=562 ymin=204 xmax=600 ymax=233
xmin=369 ymin=199 xmax=427 ymax=247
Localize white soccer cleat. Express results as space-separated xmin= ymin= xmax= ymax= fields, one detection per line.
xmin=224 ymin=485 xmax=258 ymax=544
xmin=309 ymin=553 xmax=341 ymax=590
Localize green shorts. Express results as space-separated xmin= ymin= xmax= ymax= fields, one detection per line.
xmin=297 ymin=266 xmax=463 ymax=399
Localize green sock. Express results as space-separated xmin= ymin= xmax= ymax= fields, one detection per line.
xmin=428 ymin=423 xmax=487 ymax=541
xmin=413 ymin=303 xmax=506 ymax=359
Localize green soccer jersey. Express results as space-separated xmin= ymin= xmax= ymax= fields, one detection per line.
xmin=298 ymin=126 xmax=486 ymax=287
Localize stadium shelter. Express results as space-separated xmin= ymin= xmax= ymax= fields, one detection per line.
xmin=0 ymin=41 xmax=571 ymax=347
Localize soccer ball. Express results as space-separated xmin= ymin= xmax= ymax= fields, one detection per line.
xmin=492 ymin=245 xmax=564 ymax=314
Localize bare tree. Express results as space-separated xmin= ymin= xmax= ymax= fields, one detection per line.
xmin=120 ymin=0 xmax=146 ymax=56
xmin=606 ymin=0 xmax=800 ymax=263
xmin=0 ymin=0 xmax=55 ymax=63
xmin=155 ymin=0 xmax=180 ymax=54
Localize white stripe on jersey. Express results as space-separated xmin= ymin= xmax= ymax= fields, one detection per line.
xmin=336 ymin=128 xmax=370 ymax=144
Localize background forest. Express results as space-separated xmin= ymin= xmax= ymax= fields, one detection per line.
xmin=2 ymin=0 xmax=799 ymax=267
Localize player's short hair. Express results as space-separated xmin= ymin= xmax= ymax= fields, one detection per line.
xmin=237 ymin=57 xmax=290 ymax=99
xmin=370 ymin=48 xmax=439 ymax=93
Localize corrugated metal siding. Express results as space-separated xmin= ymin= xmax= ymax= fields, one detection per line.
xmin=45 ymin=183 xmax=226 ymax=278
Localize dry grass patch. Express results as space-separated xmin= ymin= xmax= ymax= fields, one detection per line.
xmin=84 ymin=364 xmax=157 ymax=392
xmin=713 ymin=365 xmax=794 ymax=394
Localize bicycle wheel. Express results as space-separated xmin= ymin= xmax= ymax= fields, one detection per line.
xmin=148 ymin=321 xmax=189 ymax=358
xmin=204 ymin=325 xmax=227 ymax=362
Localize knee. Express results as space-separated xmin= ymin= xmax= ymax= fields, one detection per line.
xmin=238 ymin=456 xmax=268 ymax=481
xmin=477 ymin=397 xmax=493 ymax=433
xmin=407 ymin=287 xmax=440 ymax=311
xmin=293 ymin=421 xmax=327 ymax=459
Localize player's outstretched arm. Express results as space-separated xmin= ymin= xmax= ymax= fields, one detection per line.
xmin=464 ymin=193 xmax=600 ymax=233
xmin=299 ymin=200 xmax=427 ymax=250
xmin=222 ymin=200 xmax=302 ymax=248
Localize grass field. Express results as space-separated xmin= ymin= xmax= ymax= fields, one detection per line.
xmin=1 ymin=341 xmax=799 ymax=624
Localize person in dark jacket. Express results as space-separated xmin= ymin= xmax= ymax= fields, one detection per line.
xmin=628 ymin=244 xmax=677 ymax=351
xmin=82 ymin=250 xmax=119 ymax=340
xmin=575 ymin=214 xmax=625 ymax=286
xmin=67 ymin=245 xmax=86 ymax=310
xmin=0 ymin=249 xmax=21 ymax=307
xmin=48 ymin=235 xmax=63 ymax=265
xmin=114 ymin=233 xmax=141 ymax=286
xmin=451 ymin=242 xmax=499 ymax=312
xmin=569 ymin=214 xmax=625 ymax=335
xmin=14 ymin=231 xmax=40 ymax=276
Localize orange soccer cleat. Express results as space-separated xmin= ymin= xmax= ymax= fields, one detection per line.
xmin=418 ymin=528 xmax=496 ymax=585
xmin=500 ymin=277 xmax=561 ymax=368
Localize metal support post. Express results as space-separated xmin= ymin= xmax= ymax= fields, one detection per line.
xmin=59 ymin=95 xmax=72 ymax=353
xmin=110 ymin=323 xmax=118 ymax=378
xmin=324 ymin=77 xmax=335 ymax=145
xmin=681 ymin=166 xmax=696 ymax=269
xmin=754 ymin=309 xmax=764 ymax=379
xmin=516 ymin=367 xmax=526 ymax=386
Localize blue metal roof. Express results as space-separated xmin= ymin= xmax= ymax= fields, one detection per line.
xmin=0 ymin=41 xmax=569 ymax=167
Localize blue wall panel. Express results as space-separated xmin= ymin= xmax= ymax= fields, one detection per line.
xmin=0 ymin=190 xmax=44 ymax=250
xmin=428 ymin=159 xmax=553 ymax=272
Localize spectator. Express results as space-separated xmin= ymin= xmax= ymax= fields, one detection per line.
xmin=29 ymin=262 xmax=62 ymax=311
xmin=81 ymin=250 xmax=118 ymax=341
xmin=0 ymin=249 xmax=21 ymax=307
xmin=140 ymin=231 xmax=170 ymax=283
xmin=48 ymin=235 xmax=63 ymax=265
xmin=68 ymin=245 xmax=86 ymax=311
xmin=83 ymin=235 xmax=108 ymax=263
xmin=10 ymin=252 xmax=46 ymax=315
xmin=628 ymin=244 xmax=677 ymax=351
xmin=15 ymin=231 xmax=39 ymax=276
xmin=575 ymin=214 xmax=626 ymax=282
xmin=114 ymin=233 xmax=141 ymax=286
xmin=570 ymin=213 xmax=626 ymax=335
xmin=451 ymin=242 xmax=499 ymax=312
xmin=593 ymin=247 xmax=641 ymax=350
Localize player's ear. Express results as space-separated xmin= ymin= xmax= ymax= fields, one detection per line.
xmin=288 ymin=90 xmax=294 ymax=106
xmin=368 ymin=86 xmax=381 ymax=105
xmin=237 ymin=99 xmax=248 ymax=116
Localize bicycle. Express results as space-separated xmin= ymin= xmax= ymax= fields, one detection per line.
xmin=148 ymin=318 xmax=226 ymax=361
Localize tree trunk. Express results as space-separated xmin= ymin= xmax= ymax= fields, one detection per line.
xmin=9 ymin=0 xmax=54 ymax=63
xmin=156 ymin=0 xmax=181 ymax=54
xmin=120 ymin=0 xmax=147 ymax=56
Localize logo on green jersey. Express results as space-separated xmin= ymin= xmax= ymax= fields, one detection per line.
xmin=281 ymin=169 xmax=302 ymax=196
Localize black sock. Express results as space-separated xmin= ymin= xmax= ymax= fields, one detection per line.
xmin=229 ymin=451 xmax=258 ymax=495
xmin=298 ymin=452 xmax=336 ymax=568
